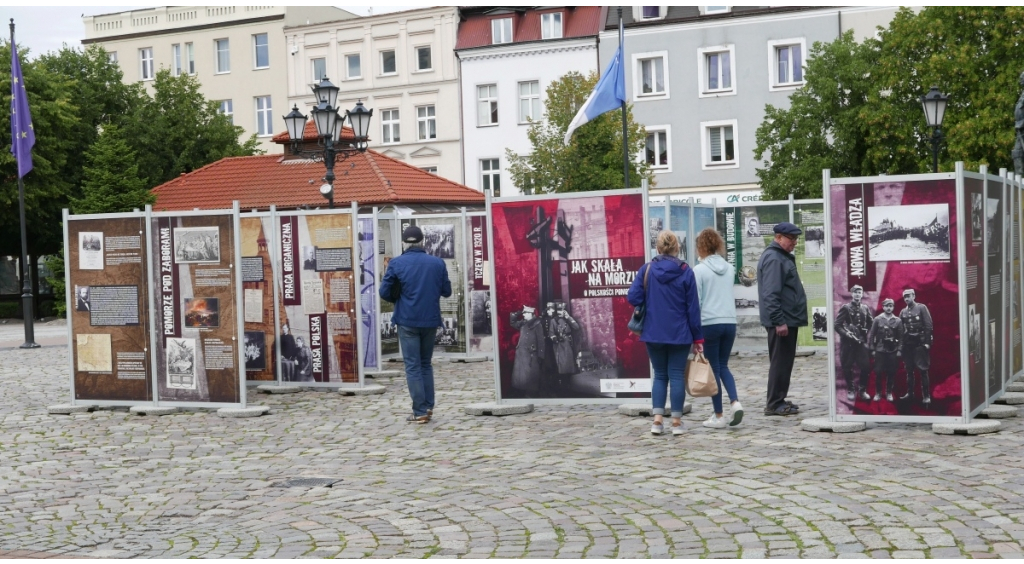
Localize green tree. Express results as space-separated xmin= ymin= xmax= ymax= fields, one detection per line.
xmin=507 ymin=71 xmax=652 ymax=194
xmin=120 ymin=69 xmax=261 ymax=187
xmin=754 ymin=31 xmax=876 ymax=200
xmin=72 ymin=124 xmax=154 ymax=214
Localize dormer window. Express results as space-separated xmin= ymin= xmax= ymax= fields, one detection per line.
xmin=642 ymin=7 xmax=661 ymax=19
xmin=492 ymin=18 xmax=512 ymax=44
xmin=541 ymin=12 xmax=563 ymax=39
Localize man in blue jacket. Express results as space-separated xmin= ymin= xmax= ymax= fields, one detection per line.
xmin=757 ymin=222 xmax=808 ymax=416
xmin=379 ymin=225 xmax=452 ymax=423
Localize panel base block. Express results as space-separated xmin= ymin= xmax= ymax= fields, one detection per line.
xmin=933 ymin=420 xmax=1000 ymax=435
xmin=365 ymin=370 xmax=401 ymax=378
xmin=977 ymin=404 xmax=1019 ymax=419
xmin=464 ymin=403 xmax=533 ymax=416
xmin=338 ymin=385 xmax=386 ymax=396
xmin=995 ymin=392 xmax=1024 ymax=405
xmin=451 ymin=356 xmax=489 ymax=363
xmin=47 ymin=404 xmax=95 ymax=415
xmin=1007 ymin=381 xmax=1024 ymax=393
xmin=257 ymin=385 xmax=302 ymax=394
xmin=217 ymin=405 xmax=270 ymax=418
xmin=800 ymin=417 xmax=866 ymax=433
xmin=129 ymin=406 xmax=177 ymax=416
xmin=618 ymin=403 xmax=692 ymax=417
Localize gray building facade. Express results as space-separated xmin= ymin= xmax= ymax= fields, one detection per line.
xmin=599 ymin=6 xmax=897 ymax=199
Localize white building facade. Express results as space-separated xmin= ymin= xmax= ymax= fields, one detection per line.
xmin=284 ymin=7 xmax=462 ymax=182
xmin=83 ymin=6 xmax=356 ymax=154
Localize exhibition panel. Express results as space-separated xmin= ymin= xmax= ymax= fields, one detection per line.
xmin=239 ymin=213 xmax=279 ymax=383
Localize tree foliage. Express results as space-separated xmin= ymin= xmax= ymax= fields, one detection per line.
xmin=72 ymin=124 xmax=153 ymax=215
xmin=755 ymin=7 xmax=1024 ymax=200
xmin=507 ymin=71 xmax=652 ymax=194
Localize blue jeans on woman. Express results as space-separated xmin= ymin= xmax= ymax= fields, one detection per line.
xmin=646 ymin=342 xmax=691 ymax=417
xmin=398 ymin=325 xmax=436 ymax=417
xmin=703 ymin=323 xmax=739 ymax=414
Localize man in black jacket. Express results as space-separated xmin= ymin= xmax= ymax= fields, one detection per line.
xmin=757 ymin=222 xmax=808 ymax=416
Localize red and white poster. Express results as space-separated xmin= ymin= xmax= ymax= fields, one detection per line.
xmin=489 ymin=191 xmax=649 ymax=401
xmin=829 ymin=179 xmax=961 ymax=418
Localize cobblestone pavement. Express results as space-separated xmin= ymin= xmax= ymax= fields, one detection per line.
xmin=2 ymin=345 xmax=1024 ymax=559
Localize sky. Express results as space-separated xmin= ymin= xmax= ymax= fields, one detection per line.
xmin=4 ymin=5 xmax=419 ymax=59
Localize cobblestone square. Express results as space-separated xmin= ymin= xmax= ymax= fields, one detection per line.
xmin=1 ymin=336 xmax=1023 ymax=558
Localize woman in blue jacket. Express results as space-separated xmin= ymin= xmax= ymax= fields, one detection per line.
xmin=627 ymin=230 xmax=704 ymax=436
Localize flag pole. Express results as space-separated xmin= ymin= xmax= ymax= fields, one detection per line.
xmin=10 ymin=19 xmax=38 ymax=349
xmin=618 ymin=8 xmax=628 ymax=189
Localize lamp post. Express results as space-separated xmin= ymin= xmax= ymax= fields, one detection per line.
xmin=920 ymin=85 xmax=949 ymax=174
xmin=282 ymin=78 xmax=373 ymax=208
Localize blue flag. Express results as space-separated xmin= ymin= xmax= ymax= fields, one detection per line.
xmin=10 ymin=40 xmax=34 ymax=178
xmin=563 ymin=45 xmax=626 ymax=145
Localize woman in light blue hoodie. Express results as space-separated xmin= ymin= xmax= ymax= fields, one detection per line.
xmin=693 ymin=228 xmax=743 ymax=428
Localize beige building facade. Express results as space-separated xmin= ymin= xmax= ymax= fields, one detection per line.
xmin=284 ymin=7 xmax=464 ymax=183
xmin=83 ymin=6 xmax=356 ymax=154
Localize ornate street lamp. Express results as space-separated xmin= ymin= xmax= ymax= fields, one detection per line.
xmin=920 ymin=86 xmax=949 ymax=174
xmin=282 ymin=77 xmax=373 ymax=208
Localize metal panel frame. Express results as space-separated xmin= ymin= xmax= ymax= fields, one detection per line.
xmin=465 ymin=210 xmax=493 ymax=359
xmin=956 ymin=164 xmax=970 ymax=422
xmin=828 ymin=170 xmax=962 ymax=424
xmin=489 ymin=186 xmax=651 ymax=405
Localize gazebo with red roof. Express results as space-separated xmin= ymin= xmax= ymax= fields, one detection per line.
xmin=151 ymin=120 xmax=484 ymax=212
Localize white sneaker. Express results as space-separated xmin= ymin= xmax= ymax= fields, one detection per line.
xmin=651 ymin=422 xmax=664 ymax=435
xmin=729 ymin=401 xmax=744 ymax=427
xmin=703 ymin=413 xmax=727 ymax=429
xmin=671 ymin=423 xmax=684 ymax=436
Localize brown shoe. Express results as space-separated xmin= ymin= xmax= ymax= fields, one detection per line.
xmin=406 ymin=414 xmax=430 ymax=424
xmin=427 ymin=409 xmax=433 ymax=417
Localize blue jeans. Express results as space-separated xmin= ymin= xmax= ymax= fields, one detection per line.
xmin=646 ymin=342 xmax=690 ymax=417
xmin=703 ymin=324 xmax=739 ymax=414
xmin=398 ymin=325 xmax=436 ymax=416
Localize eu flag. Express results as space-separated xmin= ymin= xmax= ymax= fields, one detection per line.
xmin=10 ymin=39 xmax=34 ymax=178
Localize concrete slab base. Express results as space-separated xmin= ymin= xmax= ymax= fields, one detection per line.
xmin=977 ymin=404 xmax=1019 ymax=419
xmin=47 ymin=404 xmax=94 ymax=415
xmin=451 ymin=356 xmax=489 ymax=363
xmin=933 ymin=420 xmax=1001 ymax=435
xmin=365 ymin=370 xmax=401 ymax=378
xmin=795 ymin=349 xmax=816 ymax=357
xmin=338 ymin=385 xmax=386 ymax=396
xmin=800 ymin=417 xmax=866 ymax=433
xmin=129 ymin=406 xmax=177 ymax=416
xmin=217 ymin=405 xmax=270 ymax=418
xmin=995 ymin=392 xmax=1024 ymax=405
xmin=257 ymin=385 xmax=302 ymax=394
xmin=1005 ymin=382 xmax=1024 ymax=393
xmin=617 ymin=403 xmax=692 ymax=417
xmin=464 ymin=403 xmax=533 ymax=416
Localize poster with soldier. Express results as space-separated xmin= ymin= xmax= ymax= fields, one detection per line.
xmin=828 ymin=178 xmax=962 ymax=419
xmin=490 ymin=190 xmax=649 ymax=402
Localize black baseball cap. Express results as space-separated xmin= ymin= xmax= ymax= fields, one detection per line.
xmin=402 ymin=225 xmax=423 ymax=243
xmin=773 ymin=222 xmax=802 ymax=236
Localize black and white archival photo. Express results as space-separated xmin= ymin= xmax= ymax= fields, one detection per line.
xmin=74 ymin=285 xmax=91 ymax=312
xmin=423 ymin=224 xmax=455 ymax=259
xmin=243 ymin=331 xmax=267 ymax=371
xmin=649 ymin=217 xmax=663 ymax=250
xmin=986 ymin=198 xmax=1001 ymax=257
xmin=78 ymin=231 xmax=104 ymax=270
xmin=380 ymin=312 xmax=397 ymax=340
xmin=173 ymin=226 xmax=220 ymax=264
xmin=166 ymin=337 xmax=197 ymax=389
xmin=969 ymin=304 xmax=981 ymax=365
xmin=971 ymin=193 xmax=983 ymax=242
xmin=812 ymin=306 xmax=828 ymax=341
xmin=436 ymin=316 xmax=459 ymax=346
xmin=867 ymin=203 xmax=950 ymax=262
xmin=471 ymin=290 xmax=492 ymax=335
xmin=804 ymin=226 xmax=826 ymax=257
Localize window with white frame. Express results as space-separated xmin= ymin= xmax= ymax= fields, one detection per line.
xmin=632 ymin=52 xmax=668 ymax=100
xmin=420 ymin=166 xmax=438 ymax=174
xmin=705 ymin=6 xmax=730 ymax=14
xmin=139 ymin=48 xmax=154 ymax=80
xmin=381 ymin=109 xmax=400 ymax=144
xmin=415 ymin=46 xmax=431 ymax=71
xmin=541 ymin=13 xmax=562 ymax=39
xmin=215 ymin=39 xmax=230 ymax=73
xmin=108 ymin=51 xmax=118 ymax=63
xmin=698 ymin=45 xmax=736 ymax=97
xmin=701 ymin=120 xmax=738 ymax=169
xmin=518 ymin=80 xmax=540 ymax=123
xmin=345 ymin=53 xmax=361 ymax=79
xmin=641 ymin=6 xmax=661 ymax=19
xmin=185 ymin=42 xmax=195 ymax=74
xmin=478 ymin=84 xmax=498 ymax=126
xmin=491 ymin=18 xmax=512 ymax=44
xmin=218 ymin=100 xmax=233 ymax=125
xmin=312 ymin=58 xmax=326 ymax=82
xmin=253 ymin=33 xmax=269 ymax=69
xmin=768 ymin=38 xmax=806 ymax=90
xmin=255 ymin=96 xmax=272 ymax=136
xmin=481 ymin=158 xmax=501 ymax=196
xmin=417 ymin=105 xmax=436 ymax=141
xmin=380 ymin=50 xmax=396 ymax=75
xmin=172 ymin=44 xmax=182 ymax=76
xmin=645 ymin=127 xmax=670 ymax=170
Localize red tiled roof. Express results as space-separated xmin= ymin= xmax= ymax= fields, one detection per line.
xmin=456 ymin=6 xmax=605 ymax=50
xmin=151 ymin=150 xmax=484 ymax=211
xmin=271 ymin=120 xmax=357 ymax=143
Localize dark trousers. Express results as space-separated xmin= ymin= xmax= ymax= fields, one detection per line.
xmin=766 ymin=326 xmax=799 ymax=410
